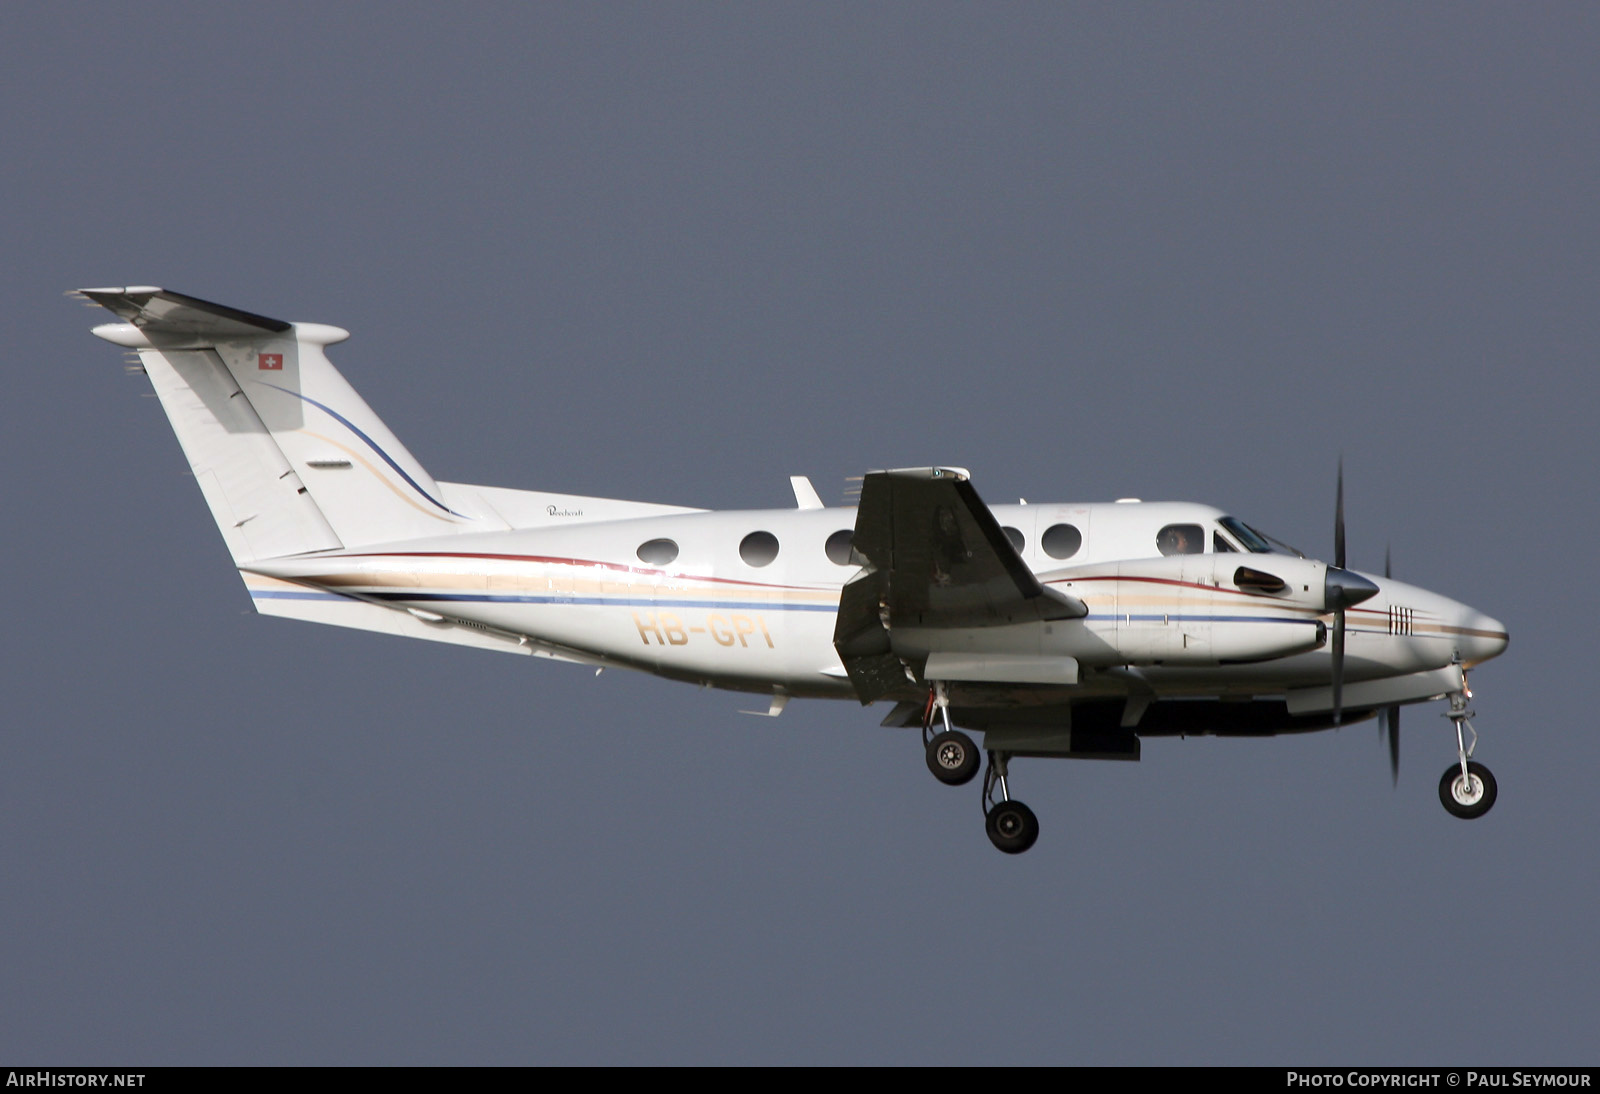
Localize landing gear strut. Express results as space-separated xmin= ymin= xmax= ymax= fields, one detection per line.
xmin=1438 ymin=688 xmax=1496 ymax=819
xmin=918 ymin=683 xmax=1037 ymax=851
xmin=922 ymin=682 xmax=979 ymax=786
xmin=982 ymin=750 xmax=1039 ymax=854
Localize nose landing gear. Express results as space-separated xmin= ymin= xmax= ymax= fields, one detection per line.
xmin=1439 ymin=688 xmax=1496 ymax=819
xmin=1440 ymin=761 xmax=1496 ymax=818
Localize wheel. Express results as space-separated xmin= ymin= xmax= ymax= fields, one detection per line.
xmin=985 ymin=799 xmax=1040 ymax=854
xmin=925 ymin=729 xmax=980 ymax=786
xmin=1438 ymin=760 xmax=1497 ymax=819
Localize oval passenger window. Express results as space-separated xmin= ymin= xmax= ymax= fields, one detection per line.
xmin=1001 ymin=526 xmax=1025 ymax=553
xmin=1040 ymin=523 xmax=1082 ymax=560
xmin=637 ymin=538 xmax=679 ymax=566
xmin=740 ymin=531 xmax=780 ymax=567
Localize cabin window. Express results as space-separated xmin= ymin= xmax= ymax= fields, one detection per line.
xmin=1213 ymin=531 xmax=1238 ymax=553
xmin=740 ymin=531 xmax=780 ymax=567
xmin=1040 ymin=523 xmax=1082 ymax=560
xmin=1157 ymin=524 xmax=1204 ymax=556
xmin=1001 ymin=526 xmax=1025 ymax=554
xmin=825 ymin=529 xmax=857 ymax=566
xmin=637 ymin=538 xmax=679 ymax=566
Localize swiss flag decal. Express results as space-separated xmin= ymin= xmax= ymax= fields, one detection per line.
xmin=258 ymin=353 xmax=283 ymax=370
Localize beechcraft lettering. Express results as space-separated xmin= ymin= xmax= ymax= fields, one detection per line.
xmin=78 ymin=286 xmax=1509 ymax=853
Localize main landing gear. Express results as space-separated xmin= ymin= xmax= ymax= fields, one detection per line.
xmin=922 ymin=682 xmax=980 ymax=786
xmin=982 ymin=750 xmax=1038 ymax=854
xmin=1439 ymin=688 xmax=1497 ymax=820
xmin=921 ymin=683 xmax=1039 ymax=853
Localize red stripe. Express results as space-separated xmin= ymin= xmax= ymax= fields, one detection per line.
xmin=1053 ymin=575 xmax=1438 ymax=623
xmin=1053 ymin=574 xmax=1290 ymax=600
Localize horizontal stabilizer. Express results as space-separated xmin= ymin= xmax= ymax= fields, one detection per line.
xmin=79 ymin=287 xmax=291 ymax=340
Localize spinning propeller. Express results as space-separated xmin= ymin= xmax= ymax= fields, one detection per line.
xmin=1324 ymin=459 xmax=1379 ymax=728
xmin=1379 ymin=544 xmax=1399 ymax=784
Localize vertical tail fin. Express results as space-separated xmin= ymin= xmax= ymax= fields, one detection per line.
xmin=82 ymin=287 xmax=493 ymax=561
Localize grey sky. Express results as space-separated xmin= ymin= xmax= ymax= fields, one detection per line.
xmin=2 ymin=4 xmax=1595 ymax=1064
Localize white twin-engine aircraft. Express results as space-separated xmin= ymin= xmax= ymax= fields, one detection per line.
xmin=81 ymin=287 xmax=1510 ymax=853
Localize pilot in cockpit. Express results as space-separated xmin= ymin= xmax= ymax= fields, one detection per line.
xmin=1156 ymin=523 xmax=1204 ymax=556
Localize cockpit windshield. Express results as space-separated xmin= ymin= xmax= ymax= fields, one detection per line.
xmin=1218 ymin=517 xmax=1303 ymax=557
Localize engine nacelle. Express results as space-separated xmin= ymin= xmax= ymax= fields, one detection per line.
xmin=1044 ymin=553 xmax=1331 ymax=666
xmin=890 ymin=554 xmax=1351 ymax=675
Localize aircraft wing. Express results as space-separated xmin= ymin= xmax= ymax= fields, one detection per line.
xmin=832 ymin=467 xmax=1086 ymax=701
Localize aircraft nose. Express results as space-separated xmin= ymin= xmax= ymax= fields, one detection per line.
xmin=1457 ymin=608 xmax=1509 ymax=666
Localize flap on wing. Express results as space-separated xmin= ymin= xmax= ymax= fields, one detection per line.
xmin=79 ymin=286 xmax=292 ymax=340
xmin=924 ymin=652 xmax=1080 ymax=685
xmin=980 ymin=723 xmax=1140 ymax=760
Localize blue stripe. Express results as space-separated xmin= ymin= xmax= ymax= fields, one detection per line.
xmin=259 ymin=382 xmax=467 ymax=518
xmin=371 ymin=593 xmax=838 ymax=612
xmin=1089 ymin=614 xmax=1318 ymax=625
xmin=249 ymin=595 xmax=1416 ymax=638
xmin=251 ymin=590 xmax=837 ymax=612
xmin=254 ymin=598 xmax=1322 ymax=621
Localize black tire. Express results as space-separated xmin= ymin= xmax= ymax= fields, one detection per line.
xmin=1438 ymin=760 xmax=1497 ymax=819
xmin=985 ymin=799 xmax=1040 ymax=854
xmin=925 ymin=730 xmax=980 ymax=786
